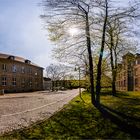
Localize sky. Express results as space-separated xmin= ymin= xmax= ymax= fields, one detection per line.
xmin=0 ymin=0 xmax=139 ymax=69
xmin=0 ymin=0 xmax=55 ymax=68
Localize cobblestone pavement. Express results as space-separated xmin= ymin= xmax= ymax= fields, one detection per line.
xmin=0 ymin=89 xmax=79 ymax=134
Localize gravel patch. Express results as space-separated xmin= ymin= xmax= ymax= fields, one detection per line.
xmin=0 ymin=89 xmax=79 ymax=135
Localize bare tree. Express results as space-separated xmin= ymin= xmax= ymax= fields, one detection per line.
xmin=46 ymin=64 xmax=66 ymax=81
xmin=46 ymin=63 xmax=73 ymax=90
xmin=41 ymin=0 xmax=140 ymax=106
xmin=41 ymin=0 xmax=96 ymax=105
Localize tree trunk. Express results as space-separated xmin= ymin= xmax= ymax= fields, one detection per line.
xmin=109 ymin=30 xmax=117 ymax=96
xmin=96 ymin=0 xmax=108 ymax=106
xmin=110 ymin=48 xmax=116 ymax=96
xmin=113 ymin=47 xmax=118 ymax=95
xmin=85 ymin=13 xmax=95 ymax=105
xmin=112 ymin=69 xmax=117 ymax=96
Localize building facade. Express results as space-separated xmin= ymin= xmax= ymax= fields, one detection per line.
xmin=116 ymin=53 xmax=140 ymax=91
xmin=134 ymin=54 xmax=140 ymax=91
xmin=43 ymin=78 xmax=52 ymax=90
xmin=0 ymin=53 xmax=43 ymax=93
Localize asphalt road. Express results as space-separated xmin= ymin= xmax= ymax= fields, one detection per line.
xmin=0 ymin=89 xmax=79 ymax=134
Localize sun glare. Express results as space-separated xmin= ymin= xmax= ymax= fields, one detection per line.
xmin=68 ymin=27 xmax=79 ymax=36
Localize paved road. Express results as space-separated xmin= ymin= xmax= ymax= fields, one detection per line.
xmin=0 ymin=89 xmax=79 ymax=134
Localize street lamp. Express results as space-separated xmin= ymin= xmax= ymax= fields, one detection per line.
xmin=75 ymin=66 xmax=81 ymax=96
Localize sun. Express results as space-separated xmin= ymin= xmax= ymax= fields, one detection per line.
xmin=68 ymin=27 xmax=79 ymax=36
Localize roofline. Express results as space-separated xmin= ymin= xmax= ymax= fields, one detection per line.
xmin=0 ymin=53 xmax=44 ymax=69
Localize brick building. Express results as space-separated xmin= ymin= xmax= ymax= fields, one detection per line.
xmin=0 ymin=53 xmax=43 ymax=93
xmin=116 ymin=52 xmax=140 ymax=91
xmin=134 ymin=54 xmax=140 ymax=91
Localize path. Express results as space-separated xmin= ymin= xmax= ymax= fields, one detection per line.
xmin=0 ymin=89 xmax=79 ymax=134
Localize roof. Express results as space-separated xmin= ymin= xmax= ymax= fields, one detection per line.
xmin=0 ymin=53 xmax=43 ymax=69
xmin=122 ymin=52 xmax=135 ymax=59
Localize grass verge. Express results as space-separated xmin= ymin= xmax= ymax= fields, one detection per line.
xmin=0 ymin=90 xmax=140 ymax=139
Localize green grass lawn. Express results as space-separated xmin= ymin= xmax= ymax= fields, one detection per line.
xmin=1 ymin=90 xmax=140 ymax=139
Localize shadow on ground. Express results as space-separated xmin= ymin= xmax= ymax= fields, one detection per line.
xmin=1 ymin=91 xmax=140 ymax=139
xmin=99 ymin=91 xmax=140 ymax=139
xmin=97 ymin=104 xmax=140 ymax=139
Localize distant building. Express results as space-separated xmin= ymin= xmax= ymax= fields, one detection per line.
xmin=43 ymin=77 xmax=52 ymax=90
xmin=0 ymin=53 xmax=43 ymax=93
xmin=116 ymin=52 xmax=140 ymax=91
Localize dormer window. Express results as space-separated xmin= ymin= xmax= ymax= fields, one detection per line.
xmin=8 ymin=56 xmax=15 ymax=60
xmin=25 ymin=60 xmax=31 ymax=64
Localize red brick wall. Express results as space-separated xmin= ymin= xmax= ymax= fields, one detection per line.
xmin=116 ymin=54 xmax=140 ymax=91
xmin=134 ymin=64 xmax=140 ymax=91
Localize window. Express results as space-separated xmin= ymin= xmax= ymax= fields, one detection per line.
xmin=35 ymin=78 xmax=38 ymax=86
xmin=35 ymin=72 xmax=38 ymax=76
xmin=135 ymin=68 xmax=138 ymax=76
xmin=135 ymin=78 xmax=138 ymax=86
xmin=136 ymin=60 xmax=140 ymax=65
xmin=119 ymin=74 xmax=121 ymax=79
xmin=29 ymin=79 xmax=32 ymax=87
xmin=2 ymin=64 xmax=7 ymax=71
xmin=29 ymin=68 xmax=32 ymax=74
xmin=12 ymin=77 xmax=16 ymax=86
xmin=35 ymin=81 xmax=38 ymax=86
xmin=121 ymin=81 xmax=123 ymax=87
xmin=21 ymin=79 xmax=25 ymax=87
xmin=21 ymin=66 xmax=25 ymax=73
xmin=119 ymin=81 xmax=121 ymax=87
xmin=2 ymin=76 xmax=6 ymax=86
xmin=117 ymin=82 xmax=119 ymax=87
xmin=12 ymin=65 xmax=17 ymax=73
xmin=124 ymin=72 xmax=126 ymax=77
xmin=124 ymin=64 xmax=126 ymax=70
xmin=124 ymin=80 xmax=126 ymax=87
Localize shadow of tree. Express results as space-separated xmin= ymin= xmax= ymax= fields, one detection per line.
xmin=101 ymin=90 xmax=130 ymax=97
xmin=97 ymin=104 xmax=140 ymax=139
xmin=101 ymin=104 xmax=140 ymax=122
